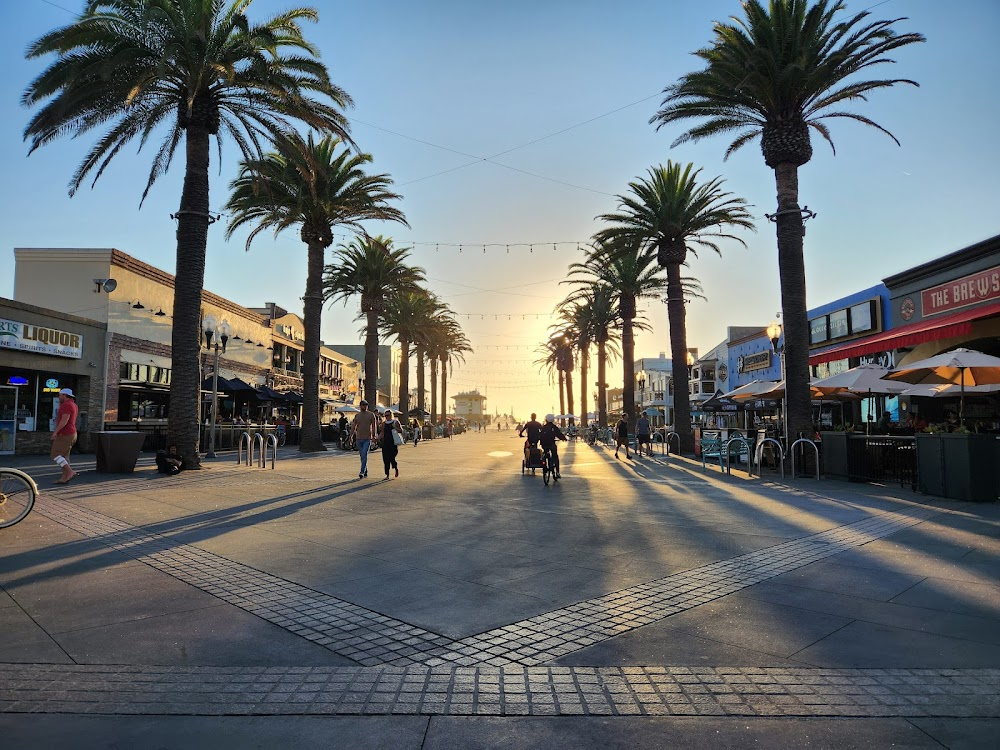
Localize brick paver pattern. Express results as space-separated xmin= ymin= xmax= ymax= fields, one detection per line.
xmin=34 ymin=496 xmax=938 ymax=667
xmin=2 ymin=664 xmax=997 ymax=718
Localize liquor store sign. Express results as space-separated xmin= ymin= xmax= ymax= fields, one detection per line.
xmin=0 ymin=318 xmax=83 ymax=359
xmin=921 ymin=265 xmax=1000 ymax=317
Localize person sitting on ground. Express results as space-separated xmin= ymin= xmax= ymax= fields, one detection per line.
xmin=156 ymin=444 xmax=185 ymax=475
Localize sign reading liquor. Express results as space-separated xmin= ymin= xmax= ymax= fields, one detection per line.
xmin=0 ymin=318 xmax=83 ymax=359
xmin=921 ymin=265 xmax=1000 ymax=317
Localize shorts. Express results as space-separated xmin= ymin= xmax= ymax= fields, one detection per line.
xmin=50 ymin=433 xmax=77 ymax=459
xmin=637 ymin=434 xmax=652 ymax=445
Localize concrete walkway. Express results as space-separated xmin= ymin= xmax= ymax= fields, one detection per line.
xmin=2 ymin=432 xmax=998 ymax=748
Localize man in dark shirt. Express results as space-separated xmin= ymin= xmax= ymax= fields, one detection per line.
xmin=518 ymin=413 xmax=543 ymax=448
xmin=615 ymin=413 xmax=632 ymax=460
xmin=540 ymin=414 xmax=568 ymax=480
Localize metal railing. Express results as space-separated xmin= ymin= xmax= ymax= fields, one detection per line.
xmin=725 ymin=437 xmax=754 ymax=476
xmin=846 ymin=435 xmax=916 ymax=489
xmin=237 ymin=432 xmax=253 ymax=466
xmin=754 ymin=438 xmax=785 ymax=479
xmin=790 ymin=438 xmax=820 ymax=480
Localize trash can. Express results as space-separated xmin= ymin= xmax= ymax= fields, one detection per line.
xmin=93 ymin=431 xmax=146 ymax=473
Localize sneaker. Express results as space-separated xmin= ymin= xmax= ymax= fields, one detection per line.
xmin=395 ymin=468 xmax=399 ymax=478
xmin=364 ymin=470 xmax=368 ymax=477
xmin=359 ymin=472 xmax=364 ymax=479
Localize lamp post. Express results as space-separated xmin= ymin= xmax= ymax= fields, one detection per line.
xmin=203 ymin=314 xmax=231 ymax=459
xmin=636 ymin=367 xmax=647 ymax=415
xmin=767 ymin=318 xmax=788 ymax=446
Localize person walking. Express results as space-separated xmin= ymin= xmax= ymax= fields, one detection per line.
xmin=446 ymin=419 xmax=454 ymax=440
xmin=635 ymin=412 xmax=652 ymax=458
xmin=379 ymin=411 xmax=404 ymax=480
xmin=615 ymin=413 xmax=632 ymax=460
xmin=51 ymin=388 xmax=79 ymax=483
xmin=411 ymin=418 xmax=421 ymax=446
xmin=349 ymin=400 xmax=376 ymax=478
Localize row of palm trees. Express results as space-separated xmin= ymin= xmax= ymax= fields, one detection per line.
xmin=24 ymin=0 xmax=924 ymax=461
xmin=540 ymin=1 xmax=923 ymax=450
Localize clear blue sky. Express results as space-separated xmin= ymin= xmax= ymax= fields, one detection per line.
xmin=3 ymin=0 xmax=998 ymax=419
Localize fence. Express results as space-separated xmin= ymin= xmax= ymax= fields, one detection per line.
xmin=846 ymin=435 xmax=917 ymax=490
xmin=103 ymin=422 xmax=302 ymax=452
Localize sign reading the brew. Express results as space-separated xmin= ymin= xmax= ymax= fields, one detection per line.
xmin=738 ymin=351 xmax=771 ymax=373
xmin=0 ymin=318 xmax=83 ymax=359
xmin=921 ymin=265 xmax=1000 ymax=317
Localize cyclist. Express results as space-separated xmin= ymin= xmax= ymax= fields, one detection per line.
xmin=518 ymin=413 xmax=543 ymax=449
xmin=539 ymin=414 xmax=568 ymax=480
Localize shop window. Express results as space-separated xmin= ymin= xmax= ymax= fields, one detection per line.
xmin=829 ymin=310 xmax=849 ymax=339
xmin=38 ymin=373 xmax=77 ymax=431
xmin=810 ymin=316 xmax=829 ymax=344
xmin=850 ymin=300 xmax=875 ymax=334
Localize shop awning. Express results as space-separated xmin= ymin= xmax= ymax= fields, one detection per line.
xmin=810 ymin=299 xmax=1000 ymax=366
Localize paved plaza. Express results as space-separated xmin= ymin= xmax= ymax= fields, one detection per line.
xmin=2 ymin=431 xmax=998 ymax=748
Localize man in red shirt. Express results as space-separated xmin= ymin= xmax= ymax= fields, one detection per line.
xmin=51 ymin=388 xmax=79 ymax=484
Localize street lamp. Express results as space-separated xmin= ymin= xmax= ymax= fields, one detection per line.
xmin=203 ymin=314 xmax=231 ymax=459
xmin=767 ymin=317 xmax=788 ymax=446
xmin=686 ymin=351 xmax=695 ymax=378
xmin=636 ymin=367 xmax=647 ymax=412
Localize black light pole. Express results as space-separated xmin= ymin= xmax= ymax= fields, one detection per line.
xmin=203 ymin=314 xmax=231 ymax=459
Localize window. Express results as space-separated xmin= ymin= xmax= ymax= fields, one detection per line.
xmin=829 ymin=310 xmax=849 ymax=339
xmin=810 ymin=317 xmax=829 ymax=344
xmin=850 ymin=301 xmax=874 ymax=334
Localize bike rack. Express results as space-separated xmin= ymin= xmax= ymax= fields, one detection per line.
xmin=261 ymin=433 xmax=278 ymax=469
xmin=237 ymin=432 xmax=253 ymax=466
xmin=754 ymin=438 xmax=785 ymax=479
xmin=652 ymin=432 xmax=667 ymax=456
xmin=665 ymin=432 xmax=680 ymax=455
xmin=790 ymin=438 xmax=820 ymax=480
xmin=253 ymin=432 xmax=265 ymax=467
xmin=724 ymin=437 xmax=754 ymax=477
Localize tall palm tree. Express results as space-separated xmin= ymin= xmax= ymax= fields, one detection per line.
xmin=380 ymin=290 xmax=442 ymax=419
xmin=225 ymin=133 xmax=406 ymax=452
xmin=324 ymin=236 xmax=425 ymax=405
xmin=23 ymin=0 xmax=352 ymax=465
xmin=570 ymin=240 xmax=667 ymax=435
xmin=562 ymin=283 xmax=620 ymax=428
xmin=651 ymin=0 xmax=924 ymax=442
xmin=534 ymin=334 xmax=571 ymax=420
xmin=438 ymin=323 xmax=472 ymax=426
xmin=596 ymin=163 xmax=754 ymax=453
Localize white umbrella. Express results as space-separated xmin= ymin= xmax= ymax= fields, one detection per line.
xmin=722 ymin=380 xmax=781 ymax=401
xmin=887 ymin=348 xmax=1000 ymax=422
xmin=812 ymin=364 xmax=909 ymax=395
xmin=901 ymin=383 xmax=1000 ymax=398
xmin=334 ymin=405 xmax=360 ymax=413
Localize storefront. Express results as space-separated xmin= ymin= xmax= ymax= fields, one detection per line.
xmin=0 ymin=298 xmax=107 ymax=455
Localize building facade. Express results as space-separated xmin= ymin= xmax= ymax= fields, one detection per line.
xmin=452 ymin=390 xmax=488 ymax=421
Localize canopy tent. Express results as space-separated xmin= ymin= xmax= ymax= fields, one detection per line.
xmin=887 ymin=348 xmax=1000 ymax=421
xmin=699 ymin=391 xmax=742 ymax=413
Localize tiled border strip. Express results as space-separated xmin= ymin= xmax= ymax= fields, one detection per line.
xmin=34 ymin=497 xmax=938 ymax=668
xmin=35 ymin=496 xmax=455 ymax=666
xmin=410 ymin=506 xmax=940 ymax=666
xmin=2 ymin=665 xmax=997 ymax=718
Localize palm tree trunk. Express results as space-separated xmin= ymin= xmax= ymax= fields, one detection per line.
xmin=580 ymin=344 xmax=589 ymax=428
xmin=364 ymin=309 xmax=379 ymax=405
xmin=398 ymin=338 xmax=410 ymax=418
xmin=167 ymin=122 xmax=211 ymax=468
xmin=299 ymin=240 xmax=326 ymax=452
xmin=416 ymin=346 xmax=425 ymax=413
xmin=440 ymin=355 xmax=448 ymax=423
xmin=558 ymin=371 xmax=565 ymax=418
xmin=565 ymin=369 xmax=575 ymax=422
xmin=622 ymin=307 xmax=636 ymax=436
xmin=667 ymin=263 xmax=693 ymax=454
xmin=598 ymin=339 xmax=608 ymax=427
xmin=774 ymin=163 xmax=812 ymax=444
xmin=430 ymin=358 xmax=438 ymax=427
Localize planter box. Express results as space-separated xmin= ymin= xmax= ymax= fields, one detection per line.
xmin=915 ymin=433 xmax=1000 ymax=502
xmin=819 ymin=432 xmax=850 ymax=479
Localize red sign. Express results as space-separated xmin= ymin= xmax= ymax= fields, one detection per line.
xmin=921 ymin=266 xmax=1000 ymax=317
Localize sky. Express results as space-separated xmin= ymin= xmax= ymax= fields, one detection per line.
xmin=3 ymin=0 xmax=999 ymax=420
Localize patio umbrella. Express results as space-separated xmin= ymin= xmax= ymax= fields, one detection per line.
xmin=812 ymin=364 xmax=909 ymax=395
xmin=900 ymin=383 xmax=1000 ymax=398
xmin=408 ymin=408 xmax=430 ymax=418
xmin=334 ymin=404 xmax=360 ymax=413
xmin=722 ymin=380 xmax=781 ymax=401
xmin=887 ymin=348 xmax=1000 ymax=422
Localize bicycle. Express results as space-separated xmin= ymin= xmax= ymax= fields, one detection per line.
xmin=0 ymin=468 xmax=39 ymax=529
xmin=541 ymin=445 xmax=561 ymax=486
xmin=276 ymin=425 xmax=287 ymax=447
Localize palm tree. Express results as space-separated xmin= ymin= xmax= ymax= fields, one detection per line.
xmin=534 ymin=333 xmax=573 ymax=421
xmin=570 ymin=240 xmax=667 ymax=435
xmin=562 ymin=283 xmax=620 ymax=428
xmin=438 ymin=323 xmax=473 ymax=426
xmin=23 ymin=1 xmax=352 ymax=465
xmin=596 ymin=163 xmax=754 ymax=453
xmin=324 ymin=236 xmax=425 ymax=405
xmin=380 ymin=290 xmax=442 ymax=419
xmin=225 ymin=133 xmax=406 ymax=452
xmin=651 ymin=0 xmax=924 ymax=442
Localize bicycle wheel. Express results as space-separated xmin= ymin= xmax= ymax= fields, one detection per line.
xmin=542 ymin=460 xmax=550 ymax=485
xmin=0 ymin=468 xmax=38 ymax=529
